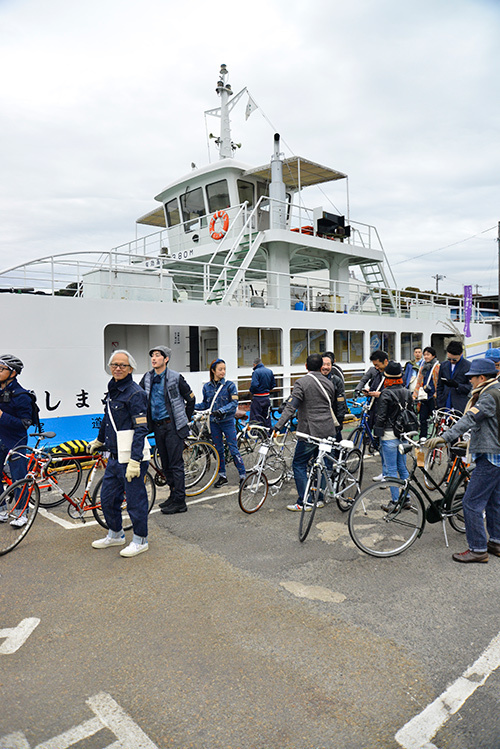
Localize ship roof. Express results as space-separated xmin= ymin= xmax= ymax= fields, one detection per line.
xmin=243 ymin=156 xmax=346 ymax=189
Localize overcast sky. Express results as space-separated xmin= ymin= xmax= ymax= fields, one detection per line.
xmin=1 ymin=0 xmax=499 ymax=296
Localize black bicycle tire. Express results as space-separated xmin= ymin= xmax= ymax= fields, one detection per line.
xmin=345 ymin=447 xmax=364 ymax=488
xmin=299 ymin=465 xmax=322 ymax=543
xmin=184 ymin=441 xmax=220 ymax=496
xmin=423 ymin=444 xmax=450 ymax=490
xmin=349 ymin=427 xmax=365 ymax=454
xmin=335 ymin=467 xmax=360 ymax=512
xmin=238 ymin=471 xmax=269 ymax=513
xmin=348 ymin=480 xmax=425 ymax=557
xmin=0 ymin=478 xmax=40 ymax=556
xmin=38 ymin=457 xmax=83 ymax=508
xmin=91 ymin=469 xmax=156 ymax=531
xmin=446 ymin=473 xmax=467 ymax=534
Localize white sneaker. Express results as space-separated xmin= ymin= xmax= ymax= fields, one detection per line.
xmin=372 ymin=473 xmax=385 ymax=482
xmin=92 ymin=534 xmax=126 ymax=549
xmin=120 ymin=541 xmax=148 ymax=557
xmin=10 ymin=515 xmax=28 ymax=527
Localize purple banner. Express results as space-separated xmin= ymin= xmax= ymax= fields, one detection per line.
xmin=463 ymin=285 xmax=473 ymax=338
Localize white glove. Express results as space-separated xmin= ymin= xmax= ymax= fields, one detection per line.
xmin=88 ymin=439 xmax=104 ymax=454
xmin=125 ymin=458 xmax=141 ymax=482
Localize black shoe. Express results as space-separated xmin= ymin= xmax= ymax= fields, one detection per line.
xmin=214 ymin=476 xmax=228 ymax=488
xmin=381 ymin=500 xmax=411 ymax=513
xmin=160 ymin=504 xmax=188 ymax=515
xmin=159 ymin=499 xmax=172 ymax=509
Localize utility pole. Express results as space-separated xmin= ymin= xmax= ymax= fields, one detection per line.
xmin=431 ymin=274 xmax=446 ymax=294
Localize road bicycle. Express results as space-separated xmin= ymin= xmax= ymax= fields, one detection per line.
xmin=0 ymin=433 xmax=156 ymax=556
xmin=297 ymin=433 xmax=361 ymax=543
xmin=423 ymin=408 xmax=464 ymax=489
xmin=348 ymin=432 xmax=470 ymax=558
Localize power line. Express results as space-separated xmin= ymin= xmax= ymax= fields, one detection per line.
xmin=392 ymin=226 xmax=497 ymax=266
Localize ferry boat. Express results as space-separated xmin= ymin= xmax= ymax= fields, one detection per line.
xmin=0 ymin=64 xmax=496 ymax=443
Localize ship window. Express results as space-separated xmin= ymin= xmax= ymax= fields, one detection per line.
xmin=401 ymin=332 xmax=423 ymax=360
xmin=237 ymin=327 xmax=282 ymax=367
xmin=104 ymin=324 xmax=218 ymax=374
xmin=290 ymin=329 xmax=327 ymax=366
xmin=180 ymin=187 xmax=206 ymax=232
xmin=370 ymin=331 xmax=395 ymax=359
xmin=206 ymin=179 xmax=230 ymax=212
xmin=237 ymin=180 xmax=255 ymax=208
xmin=165 ymin=198 xmax=181 ymax=227
xmin=334 ymin=330 xmax=364 ymax=364
xmin=257 ymin=181 xmax=268 ymax=200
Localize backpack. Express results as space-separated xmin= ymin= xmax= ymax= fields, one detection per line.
xmin=28 ymin=390 xmax=41 ymax=433
xmin=392 ymin=393 xmax=419 ymax=439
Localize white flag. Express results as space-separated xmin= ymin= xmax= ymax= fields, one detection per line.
xmin=245 ymin=95 xmax=258 ymax=120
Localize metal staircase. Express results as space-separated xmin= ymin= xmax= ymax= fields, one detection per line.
xmin=359 ymin=262 xmax=398 ymax=315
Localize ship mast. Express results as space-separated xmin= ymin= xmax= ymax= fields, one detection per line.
xmin=206 ymin=64 xmax=246 ymax=160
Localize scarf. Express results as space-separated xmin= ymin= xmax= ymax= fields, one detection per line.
xmin=383 ymin=377 xmax=403 ymax=388
xmin=464 ymin=378 xmax=498 ymax=413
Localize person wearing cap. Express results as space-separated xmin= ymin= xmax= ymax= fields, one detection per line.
xmin=485 ymin=347 xmax=500 ymax=376
xmin=88 ymin=350 xmax=151 ymax=557
xmin=195 ymin=358 xmax=246 ymax=489
xmin=0 ymin=355 xmax=33 ymax=526
xmin=373 ymin=361 xmax=412 ymax=507
xmin=248 ymin=357 xmax=275 ymax=428
xmin=427 ymin=358 xmax=500 ymax=563
xmin=436 ymin=340 xmax=471 ymax=414
xmin=139 ymin=346 xmax=195 ymax=514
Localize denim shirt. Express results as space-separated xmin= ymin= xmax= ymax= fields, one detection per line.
xmin=195 ymin=378 xmax=238 ymax=422
xmin=97 ymin=374 xmax=149 ymax=461
xmin=150 ymin=370 xmax=169 ymax=421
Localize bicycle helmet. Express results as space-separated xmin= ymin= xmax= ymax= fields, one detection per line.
xmin=0 ymin=354 xmax=24 ymax=374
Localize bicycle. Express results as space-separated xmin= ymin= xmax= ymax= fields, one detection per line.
xmin=423 ymin=408 xmax=464 ymax=490
xmin=348 ymin=432 xmax=470 ymax=558
xmin=238 ymin=433 xmax=294 ymax=514
xmin=0 ymin=434 xmax=156 ymax=556
xmin=151 ymin=435 xmax=220 ymax=496
xmin=297 ymin=433 xmax=362 ymax=543
xmin=347 ymin=399 xmax=381 ymax=485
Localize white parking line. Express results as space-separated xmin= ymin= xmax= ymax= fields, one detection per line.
xmin=38 ymin=489 xmax=240 ymax=528
xmin=395 ymin=631 xmax=500 ymax=748
xmin=0 ymin=617 xmax=40 ymax=654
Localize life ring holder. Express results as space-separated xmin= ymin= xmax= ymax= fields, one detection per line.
xmin=209 ymin=210 xmax=229 ymax=241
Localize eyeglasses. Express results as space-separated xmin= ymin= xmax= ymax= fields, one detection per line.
xmin=0 ymin=367 xmax=11 ymax=373
xmin=110 ymin=363 xmax=131 ymax=369
xmin=447 ymin=356 xmax=460 ymax=363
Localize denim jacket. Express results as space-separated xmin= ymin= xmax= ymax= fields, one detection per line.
xmin=97 ymin=374 xmax=149 ymax=461
xmin=195 ymin=378 xmax=238 ymax=422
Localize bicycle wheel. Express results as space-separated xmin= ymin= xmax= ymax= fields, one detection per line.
xmin=446 ymin=474 xmax=467 ymax=534
xmin=299 ymin=465 xmax=322 ymax=543
xmin=349 ymin=427 xmax=365 ymax=453
xmin=91 ymin=469 xmax=156 ymax=531
xmin=345 ymin=447 xmax=364 ymax=488
xmin=237 ymin=427 xmax=267 ymax=471
xmin=348 ymin=480 xmax=424 ymax=557
xmin=335 ymin=467 xmax=360 ymax=512
xmin=184 ymin=440 xmax=220 ymax=496
xmin=263 ymin=448 xmax=287 ymax=486
xmin=151 ymin=447 xmax=168 ymax=486
xmin=238 ymin=471 xmax=269 ymax=513
xmin=38 ymin=457 xmax=83 ymax=508
xmin=423 ymin=444 xmax=450 ymax=490
xmin=0 ymin=478 xmax=40 ymax=556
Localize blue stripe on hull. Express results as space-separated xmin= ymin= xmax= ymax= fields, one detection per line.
xmin=33 ymin=413 xmax=103 ymax=447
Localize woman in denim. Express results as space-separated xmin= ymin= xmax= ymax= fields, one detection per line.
xmin=373 ymin=361 xmax=411 ymax=506
xmin=196 ymin=359 xmax=246 ymax=488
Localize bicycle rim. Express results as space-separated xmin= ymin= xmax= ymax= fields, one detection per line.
xmin=348 ymin=481 xmax=424 ymax=557
xmin=184 ymin=441 xmax=220 ymax=496
xmin=238 ymin=471 xmax=269 ymax=513
xmin=335 ymin=468 xmax=360 ymax=512
xmin=39 ymin=457 xmax=82 ymax=508
xmin=299 ymin=466 xmax=321 ymax=543
xmin=446 ymin=474 xmax=467 ymax=534
xmin=0 ymin=478 xmax=40 ymax=556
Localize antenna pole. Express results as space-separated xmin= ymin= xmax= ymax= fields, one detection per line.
xmin=215 ymin=64 xmax=233 ymax=159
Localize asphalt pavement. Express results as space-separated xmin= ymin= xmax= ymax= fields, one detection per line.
xmin=1 ymin=439 xmax=500 ymax=749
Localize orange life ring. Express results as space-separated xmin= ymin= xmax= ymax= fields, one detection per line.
xmin=209 ymin=210 xmax=229 ymax=241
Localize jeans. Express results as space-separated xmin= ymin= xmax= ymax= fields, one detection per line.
xmin=380 ymin=439 xmax=409 ymax=503
xmin=210 ymin=418 xmax=246 ymax=478
xmin=100 ymin=457 xmax=149 ymax=540
xmin=292 ymin=440 xmax=319 ymax=504
xmin=462 ymin=455 xmax=500 ymax=553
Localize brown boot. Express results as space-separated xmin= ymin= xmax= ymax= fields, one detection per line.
xmin=487 ymin=541 xmax=500 ymax=557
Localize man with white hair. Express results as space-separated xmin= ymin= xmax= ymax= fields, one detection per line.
xmin=88 ymin=349 xmax=150 ymax=557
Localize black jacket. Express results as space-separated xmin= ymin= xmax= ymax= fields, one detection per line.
xmin=436 ymin=357 xmax=471 ymax=413
xmin=374 ymin=384 xmax=412 ymax=437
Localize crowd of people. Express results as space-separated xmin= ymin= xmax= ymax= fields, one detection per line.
xmin=2 ymin=340 xmax=500 ymax=563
